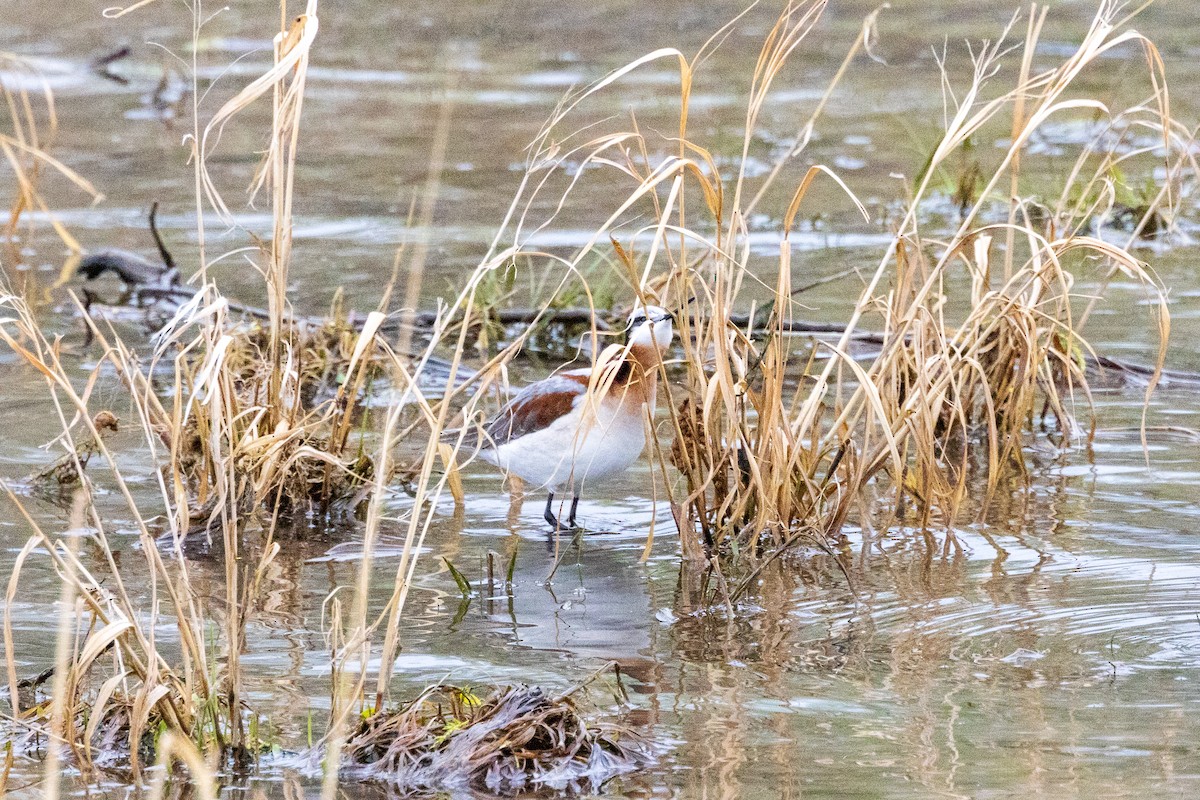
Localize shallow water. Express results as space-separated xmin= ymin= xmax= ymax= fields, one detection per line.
xmin=4 ymin=1 xmax=1200 ymax=798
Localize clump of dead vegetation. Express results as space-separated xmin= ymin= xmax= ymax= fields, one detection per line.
xmin=0 ymin=0 xmax=550 ymax=790
xmin=0 ymin=0 xmax=409 ymax=784
xmin=332 ymin=682 xmax=645 ymax=794
xmin=450 ymin=0 xmax=1182 ymax=577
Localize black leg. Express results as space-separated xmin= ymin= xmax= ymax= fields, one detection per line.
xmin=543 ymin=492 xmax=561 ymax=529
xmin=567 ymin=495 xmax=580 ymax=529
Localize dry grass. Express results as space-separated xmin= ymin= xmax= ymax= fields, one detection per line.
xmin=1 ymin=0 xmax=481 ymax=793
xmin=334 ymin=681 xmax=644 ymax=794
xmin=0 ymin=51 xmax=102 ymax=293
xmin=440 ymin=0 xmax=1179 ymax=578
xmin=0 ymin=0 xmax=1189 ymax=796
xmin=0 ymin=0 xmax=368 ymax=784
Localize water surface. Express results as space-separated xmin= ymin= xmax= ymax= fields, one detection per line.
xmin=3 ymin=1 xmax=1200 ymax=797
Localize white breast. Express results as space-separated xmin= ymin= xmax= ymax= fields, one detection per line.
xmin=480 ymin=399 xmax=647 ymax=494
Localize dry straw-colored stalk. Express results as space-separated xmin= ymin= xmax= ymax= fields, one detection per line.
xmin=0 ymin=53 xmax=102 ymax=279
xmin=440 ymin=0 xmax=1177 ymax=571
xmin=0 ymin=0 xmax=1188 ymax=796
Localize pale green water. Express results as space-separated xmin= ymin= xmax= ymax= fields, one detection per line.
xmin=3 ymin=1 xmax=1200 ymax=798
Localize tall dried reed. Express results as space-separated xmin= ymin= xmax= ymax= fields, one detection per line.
xmin=437 ymin=0 xmax=1177 ymax=576
xmin=0 ymin=52 xmax=102 ymax=285
xmin=0 ymin=0 xmax=353 ymax=783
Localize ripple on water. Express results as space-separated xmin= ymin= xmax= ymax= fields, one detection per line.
xmin=841 ymin=523 xmax=1200 ymax=681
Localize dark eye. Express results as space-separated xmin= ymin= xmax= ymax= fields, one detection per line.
xmin=628 ymin=314 xmax=647 ymax=327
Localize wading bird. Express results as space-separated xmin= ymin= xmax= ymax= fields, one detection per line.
xmin=455 ymin=305 xmax=674 ymax=531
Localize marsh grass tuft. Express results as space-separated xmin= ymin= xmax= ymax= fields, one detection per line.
xmin=445 ymin=0 xmax=1179 ymax=582
xmin=335 ymin=682 xmax=645 ymax=794
xmin=0 ymin=0 xmax=385 ymax=782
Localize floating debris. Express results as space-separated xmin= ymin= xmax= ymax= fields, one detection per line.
xmin=335 ymin=684 xmax=648 ymax=794
xmin=74 ymin=249 xmax=177 ymax=289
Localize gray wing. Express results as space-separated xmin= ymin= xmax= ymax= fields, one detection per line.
xmin=447 ymin=372 xmax=588 ymax=450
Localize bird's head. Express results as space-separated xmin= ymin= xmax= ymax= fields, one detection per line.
xmin=626 ymin=304 xmax=674 ymax=352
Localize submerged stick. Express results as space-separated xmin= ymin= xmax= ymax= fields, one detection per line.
xmin=75 ymin=277 xmax=1200 ymax=392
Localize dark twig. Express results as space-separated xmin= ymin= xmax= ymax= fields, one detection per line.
xmin=90 ymin=46 xmax=131 ymax=84
xmin=148 ymin=202 xmax=175 ymax=273
xmin=72 ymin=267 xmax=1200 ymax=392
